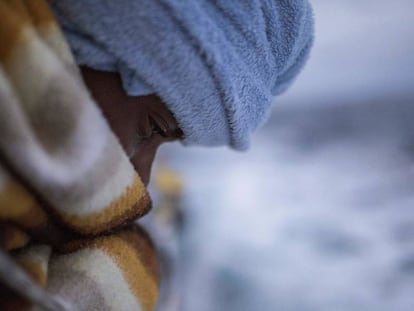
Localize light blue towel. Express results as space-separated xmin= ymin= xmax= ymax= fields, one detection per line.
xmin=49 ymin=0 xmax=314 ymax=150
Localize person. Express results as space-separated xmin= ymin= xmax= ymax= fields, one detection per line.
xmin=79 ymin=69 xmax=182 ymax=185
xmin=49 ymin=0 xmax=314 ymax=184
xmin=0 ymin=1 xmax=313 ymax=310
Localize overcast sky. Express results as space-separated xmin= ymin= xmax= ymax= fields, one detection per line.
xmin=279 ymin=0 xmax=414 ymax=106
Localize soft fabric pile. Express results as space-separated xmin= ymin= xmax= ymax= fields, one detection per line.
xmin=49 ymin=0 xmax=314 ymax=150
xmin=0 ymin=1 xmax=158 ymax=310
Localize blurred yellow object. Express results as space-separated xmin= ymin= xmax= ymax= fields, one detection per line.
xmin=154 ymin=165 xmax=183 ymax=196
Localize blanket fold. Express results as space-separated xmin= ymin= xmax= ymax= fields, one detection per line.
xmin=0 ymin=1 xmax=159 ymax=310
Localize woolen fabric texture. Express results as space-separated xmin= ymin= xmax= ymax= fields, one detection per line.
xmin=49 ymin=0 xmax=314 ymax=150
xmin=0 ymin=2 xmax=158 ymax=309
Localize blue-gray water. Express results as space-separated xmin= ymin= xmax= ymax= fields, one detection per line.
xmin=155 ymin=95 xmax=414 ymax=311
xmin=148 ymin=1 xmax=414 ymax=310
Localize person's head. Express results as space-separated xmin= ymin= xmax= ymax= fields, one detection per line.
xmin=80 ymin=67 xmax=182 ymax=185
xmin=50 ymin=0 xmax=314 ymax=184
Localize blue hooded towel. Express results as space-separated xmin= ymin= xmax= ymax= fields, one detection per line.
xmin=49 ymin=0 xmax=314 ymax=150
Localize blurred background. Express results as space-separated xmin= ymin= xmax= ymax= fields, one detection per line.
xmin=145 ymin=1 xmax=414 ymax=310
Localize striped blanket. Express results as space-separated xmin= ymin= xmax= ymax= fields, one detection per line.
xmin=0 ymin=1 xmax=159 ymax=310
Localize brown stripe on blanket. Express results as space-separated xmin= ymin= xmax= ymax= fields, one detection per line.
xmin=0 ymin=178 xmax=48 ymax=230
xmin=16 ymin=257 xmax=48 ymax=288
xmin=59 ymin=225 xmax=159 ymax=311
xmin=0 ymin=1 xmax=28 ymax=61
xmin=21 ymin=0 xmax=56 ymax=29
xmin=100 ymin=236 xmax=159 ymax=311
xmin=117 ymin=225 xmax=161 ymax=286
xmin=54 ymin=175 xmax=150 ymax=235
xmin=0 ymin=224 xmax=30 ymax=251
xmin=14 ymin=245 xmax=51 ymax=288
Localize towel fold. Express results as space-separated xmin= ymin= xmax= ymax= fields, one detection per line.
xmin=49 ymin=0 xmax=314 ymax=149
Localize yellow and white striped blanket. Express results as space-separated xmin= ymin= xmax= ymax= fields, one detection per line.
xmin=0 ymin=1 xmax=159 ymax=310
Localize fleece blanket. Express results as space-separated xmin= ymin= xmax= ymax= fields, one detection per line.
xmin=0 ymin=1 xmax=158 ymax=310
